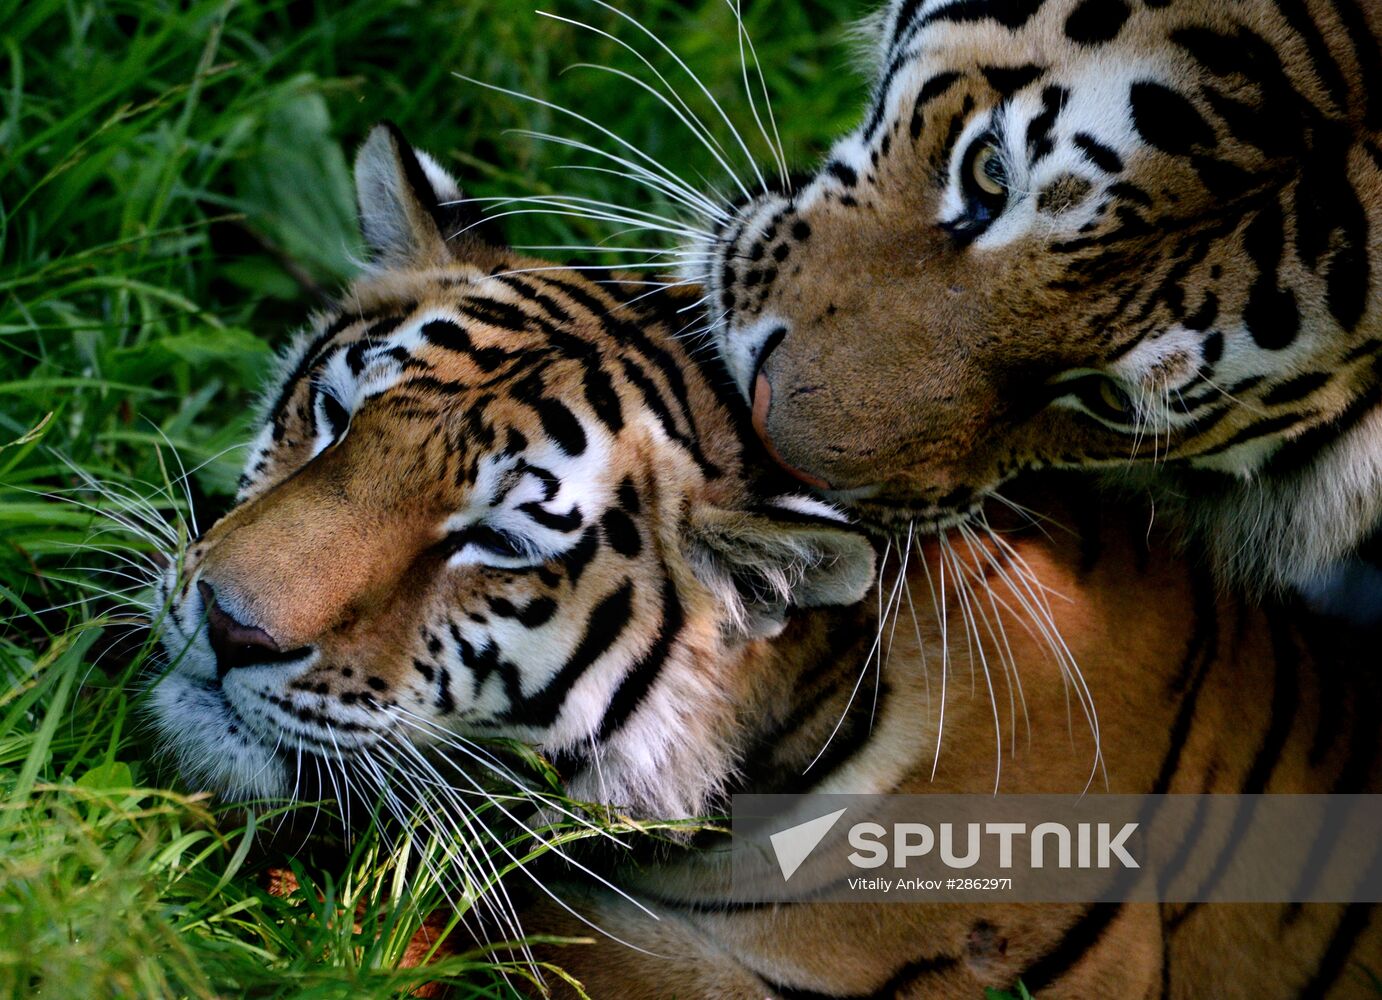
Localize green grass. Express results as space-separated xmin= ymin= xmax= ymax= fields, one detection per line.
xmin=0 ymin=0 xmax=870 ymax=995
xmin=986 ymin=984 xmax=1034 ymax=1000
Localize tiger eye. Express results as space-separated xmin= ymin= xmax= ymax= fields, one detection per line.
xmin=1098 ymin=378 xmax=1131 ymax=414
xmin=972 ymin=144 xmax=1006 ymax=196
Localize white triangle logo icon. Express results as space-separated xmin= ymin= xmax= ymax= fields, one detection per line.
xmin=769 ymin=807 xmax=847 ymax=881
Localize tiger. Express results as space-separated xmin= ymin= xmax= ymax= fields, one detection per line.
xmin=696 ymin=0 xmax=1382 ymax=603
xmin=146 ymin=124 xmax=1382 ymax=998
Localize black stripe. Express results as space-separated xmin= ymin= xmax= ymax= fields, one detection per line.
xmin=1019 ymin=902 xmax=1124 ymax=992
xmin=515 ymin=460 xmax=560 ymax=501
xmin=863 ymin=48 xmax=920 ymax=143
xmin=489 ymin=273 xmax=574 ymax=325
xmin=419 ymin=318 xmax=510 ymax=371
xmin=270 ymin=312 xmax=370 ymax=441
xmin=533 ymin=398 xmax=587 ymax=456
xmin=561 ymin=525 xmax=600 ymax=586
xmin=938 ymin=101 xmax=973 ymax=181
xmin=762 ymin=952 xmax=959 ymax=1000
xmin=508 ymin=580 xmax=635 ymax=726
xmin=1243 ymin=617 xmax=1301 ymax=793
xmin=1196 ymin=411 xmax=1313 ymax=457
xmin=1330 ymin=0 xmax=1382 ymax=129
xmin=891 ymin=0 xmax=925 ymax=45
xmin=1175 ymin=401 xmax=1233 ymax=444
xmin=1072 ymin=132 xmax=1123 ymax=173
xmin=1154 ymin=564 xmax=1218 ymax=793
xmin=745 ymin=503 xmax=854 ymax=530
xmin=917 ymin=70 xmax=964 ymax=107
xmin=826 ymin=160 xmax=858 ymax=188
xmin=1297 ymin=903 xmax=1375 ymax=999
xmin=1273 ymin=0 xmax=1350 ymax=116
xmin=345 ymin=315 xmax=409 ymax=374
xmin=982 ymin=64 xmax=1043 ymax=98
xmin=600 ymin=507 xmax=642 ymax=557
xmin=518 ymin=500 xmax=582 ymax=532
xmin=1261 ymin=371 xmax=1331 ymax=407
xmin=1026 ymin=86 xmax=1067 ymax=163
xmin=1130 ymin=81 xmax=1214 ymax=156
xmin=780 ymin=681 xmax=891 ymax=795
xmin=484 ymin=276 xmax=627 ymax=434
xmin=1259 ymin=373 xmax=1382 ymax=477
xmin=732 ymin=629 xmax=883 ymax=796
xmin=459 ymin=296 xmax=531 ymax=332
xmin=1175 ymin=616 xmax=1302 ymax=917
xmin=920 ymin=0 xmax=1048 ymax=31
xmin=534 ymin=273 xmax=721 ymax=478
xmin=1155 ymin=796 xmax=1213 ymax=912
xmin=1343 ymin=337 xmax=1382 ymax=364
xmin=1158 ymin=903 xmax=1175 ymax=999
xmin=910 ymin=71 xmax=964 ymax=139
xmin=596 ymin=578 xmax=682 ymax=740
xmin=617 ymin=354 xmax=719 ymax=477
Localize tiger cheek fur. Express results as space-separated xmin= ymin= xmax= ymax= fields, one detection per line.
xmin=704 ymin=0 xmax=1382 ymax=573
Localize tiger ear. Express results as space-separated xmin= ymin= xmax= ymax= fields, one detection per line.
xmin=688 ymin=496 xmax=876 ymax=639
xmin=353 ymin=122 xmax=492 ymax=267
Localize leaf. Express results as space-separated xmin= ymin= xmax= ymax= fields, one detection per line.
xmin=158 ymin=328 xmax=274 ymax=384
xmin=1 ymin=411 xmax=53 ymax=452
xmin=104 ymin=327 xmax=271 ymax=386
xmin=234 ymin=80 xmax=361 ymax=287
xmin=75 ymin=760 xmax=135 ymax=792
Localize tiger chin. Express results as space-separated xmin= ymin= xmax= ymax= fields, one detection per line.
xmin=146 ymin=126 xmax=1382 ymax=999
xmin=700 ymin=0 xmax=1382 ymax=604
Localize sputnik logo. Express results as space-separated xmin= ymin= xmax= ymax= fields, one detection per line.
xmin=769 ymin=807 xmax=848 ymax=881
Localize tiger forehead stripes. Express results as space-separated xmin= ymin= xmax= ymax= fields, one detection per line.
xmin=702 ymin=0 xmax=1382 ymax=594
xmin=149 ymin=124 xmax=874 ymax=818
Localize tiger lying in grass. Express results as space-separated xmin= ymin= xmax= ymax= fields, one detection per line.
xmin=147 ymin=126 xmax=1381 ymax=998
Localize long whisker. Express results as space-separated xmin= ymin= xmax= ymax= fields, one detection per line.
xmin=531 ymin=3 xmax=751 ymax=202
xmin=915 ymin=535 xmax=950 ymax=779
xmin=727 ymin=0 xmax=789 ymax=190
xmin=971 ymin=520 xmax=1105 ymax=791
xmin=454 ymin=75 xmax=714 ymax=215
xmin=955 ymin=526 xmax=1024 ymax=761
xmin=547 ymin=163 xmax=730 ymax=223
xmin=461 ymin=192 xmax=713 ymax=235
xmin=899 ymin=524 xmax=933 ymax=724
xmin=576 ymin=0 xmax=767 ymax=196
xmin=525 ymin=139 xmax=725 ymax=220
xmin=362 ymin=742 xmax=531 ymax=962
xmin=458 ymin=204 xmax=709 ymax=243
xmin=383 ymin=725 xmax=674 ymax=959
xmin=940 ymin=533 xmax=1003 ymax=793
xmin=803 ymin=540 xmax=908 ymax=773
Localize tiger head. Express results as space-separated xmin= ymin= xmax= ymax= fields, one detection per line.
xmin=704 ymin=0 xmax=1381 ymax=527
xmin=150 ymin=125 xmax=874 ymax=819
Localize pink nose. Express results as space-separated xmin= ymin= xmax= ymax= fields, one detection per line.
xmin=198 ymin=581 xmax=282 ymax=674
xmin=750 ymin=371 xmax=834 ymax=491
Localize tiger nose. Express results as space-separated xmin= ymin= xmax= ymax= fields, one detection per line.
xmin=748 ymin=330 xmax=833 ymax=491
xmin=198 ymin=581 xmax=284 ymax=674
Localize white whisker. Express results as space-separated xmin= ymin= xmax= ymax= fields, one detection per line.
xmin=727 ymin=0 xmax=789 ymax=190
xmin=576 ymin=0 xmax=767 ymax=196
